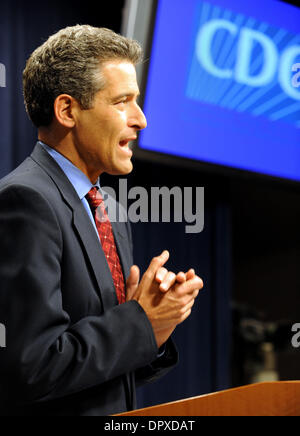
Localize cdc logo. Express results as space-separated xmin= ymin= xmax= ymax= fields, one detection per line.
xmin=186 ymin=2 xmax=300 ymax=126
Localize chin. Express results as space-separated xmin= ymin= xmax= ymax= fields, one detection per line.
xmin=109 ymin=161 xmax=133 ymax=176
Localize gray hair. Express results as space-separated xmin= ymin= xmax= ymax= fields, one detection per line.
xmin=23 ymin=25 xmax=143 ymax=127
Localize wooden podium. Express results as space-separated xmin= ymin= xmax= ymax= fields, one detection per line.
xmin=119 ymin=382 xmax=300 ymax=416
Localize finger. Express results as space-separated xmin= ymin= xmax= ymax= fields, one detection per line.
xmin=178 ymin=308 xmax=192 ymax=324
xmin=188 ymin=276 xmax=203 ymax=292
xmin=179 ymin=299 xmax=196 ymax=323
xmin=175 ymin=271 xmax=186 ymax=283
xmin=155 ymin=267 xmax=168 ymax=284
xmin=126 ymin=265 xmax=140 ymax=301
xmin=142 ymin=250 xmax=170 ymax=284
xmin=185 ymin=276 xmax=203 ymax=293
xmin=176 ymin=275 xmax=204 ymax=295
xmin=181 ymin=289 xmax=200 ymax=306
xmin=159 ymin=271 xmax=177 ymax=292
xmin=193 ymin=288 xmax=200 ymax=299
xmin=185 ymin=269 xmax=195 ymax=280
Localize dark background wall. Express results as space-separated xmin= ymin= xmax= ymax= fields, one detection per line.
xmin=0 ymin=0 xmax=299 ymax=411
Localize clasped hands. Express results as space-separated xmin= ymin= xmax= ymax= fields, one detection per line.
xmin=126 ymin=250 xmax=204 ymax=348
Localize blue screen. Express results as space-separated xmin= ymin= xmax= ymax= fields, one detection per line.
xmin=139 ymin=0 xmax=300 ymax=181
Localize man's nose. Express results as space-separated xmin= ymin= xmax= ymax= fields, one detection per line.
xmin=129 ymin=105 xmax=147 ymax=131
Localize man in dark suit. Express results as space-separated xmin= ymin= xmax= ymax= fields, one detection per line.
xmin=0 ymin=25 xmax=203 ymax=416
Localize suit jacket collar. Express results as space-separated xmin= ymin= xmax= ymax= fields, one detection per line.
xmin=30 ymin=142 xmax=129 ymax=310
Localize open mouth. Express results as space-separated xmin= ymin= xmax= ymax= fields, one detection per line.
xmin=118 ymin=139 xmax=134 ymax=157
xmin=119 ymin=137 xmax=136 ymax=150
xmin=119 ymin=140 xmax=130 ymax=147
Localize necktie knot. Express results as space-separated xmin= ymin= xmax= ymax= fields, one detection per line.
xmin=86 ymin=187 xmax=103 ymax=210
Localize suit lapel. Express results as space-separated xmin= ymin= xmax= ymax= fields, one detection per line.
xmin=30 ymin=142 xmax=126 ymax=311
xmin=72 ymin=204 xmax=118 ymax=309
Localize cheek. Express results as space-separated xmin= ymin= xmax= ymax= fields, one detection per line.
xmin=119 ymin=111 xmax=127 ymax=122
xmin=88 ymin=110 xmax=127 ymax=151
xmin=110 ymin=113 xmax=127 ymax=143
xmin=113 ymin=109 xmax=128 ymax=131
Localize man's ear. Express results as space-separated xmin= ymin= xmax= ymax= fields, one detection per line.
xmin=53 ymin=94 xmax=78 ymax=128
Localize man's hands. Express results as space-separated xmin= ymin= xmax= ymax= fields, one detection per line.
xmin=126 ymin=251 xmax=204 ymax=349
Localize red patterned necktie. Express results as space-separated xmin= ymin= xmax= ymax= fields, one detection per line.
xmin=86 ymin=187 xmax=125 ymax=304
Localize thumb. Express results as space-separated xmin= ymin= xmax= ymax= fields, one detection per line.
xmin=126 ymin=265 xmax=140 ymax=301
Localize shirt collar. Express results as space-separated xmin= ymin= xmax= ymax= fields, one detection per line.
xmin=39 ymin=141 xmax=100 ymax=200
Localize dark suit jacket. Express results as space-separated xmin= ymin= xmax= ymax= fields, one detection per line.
xmin=0 ymin=143 xmax=178 ymax=416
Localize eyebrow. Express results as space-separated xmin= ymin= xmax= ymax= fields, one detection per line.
xmin=111 ymin=92 xmax=140 ymax=102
